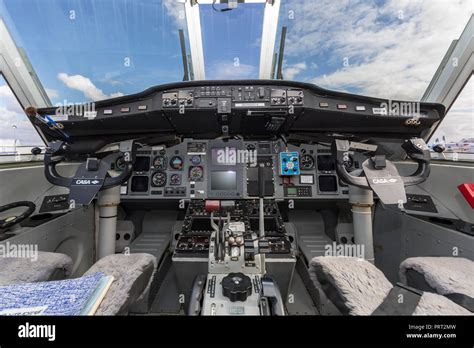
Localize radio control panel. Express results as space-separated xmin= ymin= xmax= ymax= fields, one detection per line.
xmin=161 ymin=85 xmax=304 ymax=111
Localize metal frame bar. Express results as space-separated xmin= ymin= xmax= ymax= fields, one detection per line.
xmin=421 ymin=15 xmax=473 ymax=141
xmin=179 ymin=29 xmax=190 ymax=81
xmin=258 ymin=0 xmax=281 ymax=79
xmin=422 ymin=15 xmax=473 ymax=108
xmin=0 ymin=18 xmax=51 ymax=108
xmin=0 ymin=17 xmax=50 ymax=144
xmin=185 ymin=0 xmax=275 ymax=81
xmin=270 ymin=52 xmax=277 ymax=79
xmin=275 ymin=25 xmax=286 ymax=79
xmin=184 ymin=0 xmax=206 ymax=80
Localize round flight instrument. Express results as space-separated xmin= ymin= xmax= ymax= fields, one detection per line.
xmin=153 ymin=155 xmax=167 ymax=170
xmin=300 ymin=154 xmax=315 ymax=170
xmin=115 ymin=156 xmax=126 ymax=171
xmin=189 ymin=166 xmax=204 ymax=181
xmin=170 ymin=156 xmax=184 ymax=170
xmin=170 ymin=173 xmax=181 ymax=185
xmin=190 ymin=155 xmax=201 ymax=165
xmin=151 ymin=171 xmax=167 ymax=187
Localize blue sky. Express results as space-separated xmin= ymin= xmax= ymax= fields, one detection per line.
xmin=0 ymin=0 xmax=472 ymax=145
xmin=200 ymin=3 xmax=264 ymax=80
xmin=1 ymin=0 xmax=187 ymax=104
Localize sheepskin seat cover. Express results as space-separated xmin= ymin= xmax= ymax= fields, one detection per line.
xmin=399 ymin=257 xmax=474 ymax=298
xmin=85 ymin=253 xmax=156 ymax=315
xmin=0 ymin=251 xmax=72 ymax=286
xmin=309 ymin=256 xmax=470 ymax=315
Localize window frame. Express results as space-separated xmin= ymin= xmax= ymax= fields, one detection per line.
xmin=0 ymin=74 xmax=46 ymax=164
xmin=422 ymin=16 xmax=474 ymax=141
xmin=428 ymin=75 xmax=473 ymax=162
xmin=0 ymin=17 xmax=51 ymax=148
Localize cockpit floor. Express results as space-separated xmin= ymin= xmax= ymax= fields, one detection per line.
xmin=287 ymin=211 xmax=333 ymax=262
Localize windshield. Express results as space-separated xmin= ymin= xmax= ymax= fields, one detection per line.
xmin=201 ymin=2 xmax=265 ymax=79
xmin=1 ymin=0 xmax=471 ymax=106
xmin=274 ymin=0 xmax=471 ymax=101
xmin=1 ymin=0 xmax=189 ymax=105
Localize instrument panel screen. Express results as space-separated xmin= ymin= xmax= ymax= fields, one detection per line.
xmin=317 ymin=155 xmax=335 ymax=172
xmin=211 ymin=171 xmax=237 ymax=190
xmin=319 ymin=175 xmax=338 ymax=192
xmin=131 ymin=176 xmax=149 ymax=192
xmin=134 ymin=156 xmax=151 ymax=172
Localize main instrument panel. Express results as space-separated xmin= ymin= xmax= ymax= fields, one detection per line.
xmin=35 ymin=80 xmax=443 ymax=202
xmin=117 ymin=138 xmax=365 ymax=201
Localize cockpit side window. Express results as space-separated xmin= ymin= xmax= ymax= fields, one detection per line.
xmin=429 ymin=75 xmax=473 ymax=162
xmin=0 ymin=75 xmax=44 ymax=164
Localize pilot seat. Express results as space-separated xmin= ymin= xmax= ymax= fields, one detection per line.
xmin=309 ymin=256 xmax=472 ymax=315
xmin=0 ymin=251 xmax=157 ymax=315
xmin=399 ymin=257 xmax=474 ymax=312
xmin=0 ymin=251 xmax=73 ymax=286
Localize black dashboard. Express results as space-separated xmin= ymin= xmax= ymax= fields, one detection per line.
xmin=35 ymin=80 xmax=444 ymax=155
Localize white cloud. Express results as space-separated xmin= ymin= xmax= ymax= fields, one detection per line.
xmin=110 ymin=92 xmax=125 ymax=98
xmin=284 ymin=0 xmax=471 ymax=100
xmin=283 ymin=62 xmax=307 ymax=80
xmin=45 ymin=88 xmax=58 ymax=99
xmin=206 ymin=61 xmax=257 ymax=80
xmin=0 ymin=85 xmax=12 ymax=98
xmin=0 ymin=84 xmax=43 ymax=145
xmin=0 ymin=85 xmax=24 ymax=114
xmin=57 ymin=73 xmax=124 ymax=101
xmin=431 ymin=77 xmax=474 ymax=143
xmin=163 ymin=0 xmax=187 ymax=28
xmin=100 ymin=72 xmax=125 ymax=87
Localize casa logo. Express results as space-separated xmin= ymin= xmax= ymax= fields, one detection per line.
xmin=74 ymin=179 xmax=101 ymax=185
xmin=372 ymin=178 xmax=398 ymax=184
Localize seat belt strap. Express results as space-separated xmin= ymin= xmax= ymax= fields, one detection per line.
xmin=372 ymin=283 xmax=423 ymax=315
xmin=445 ymin=293 xmax=474 ymax=312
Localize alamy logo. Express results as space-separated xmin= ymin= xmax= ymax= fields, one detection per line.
xmin=324 ymin=242 xmax=365 ymax=258
xmin=55 ymin=99 xmax=95 ymax=118
xmin=18 ymin=322 xmax=56 ymax=341
xmin=215 ymin=147 xmax=257 ymax=166
xmin=0 ymin=242 xmax=38 ymax=261
xmin=379 ymin=100 xmax=420 ymax=117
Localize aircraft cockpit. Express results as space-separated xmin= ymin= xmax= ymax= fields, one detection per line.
xmin=1 ymin=78 xmax=467 ymax=317
xmin=0 ymin=1 xmax=472 ymax=344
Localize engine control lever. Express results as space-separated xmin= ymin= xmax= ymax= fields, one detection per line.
xmin=258 ymin=163 xmax=265 ymax=238
xmin=210 ymin=211 xmax=229 ymax=261
xmin=259 ymin=276 xmax=285 ymax=316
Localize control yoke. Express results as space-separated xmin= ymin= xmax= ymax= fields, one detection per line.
xmin=44 ymin=140 xmax=135 ymax=205
xmin=333 ymin=138 xmax=431 ymax=204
